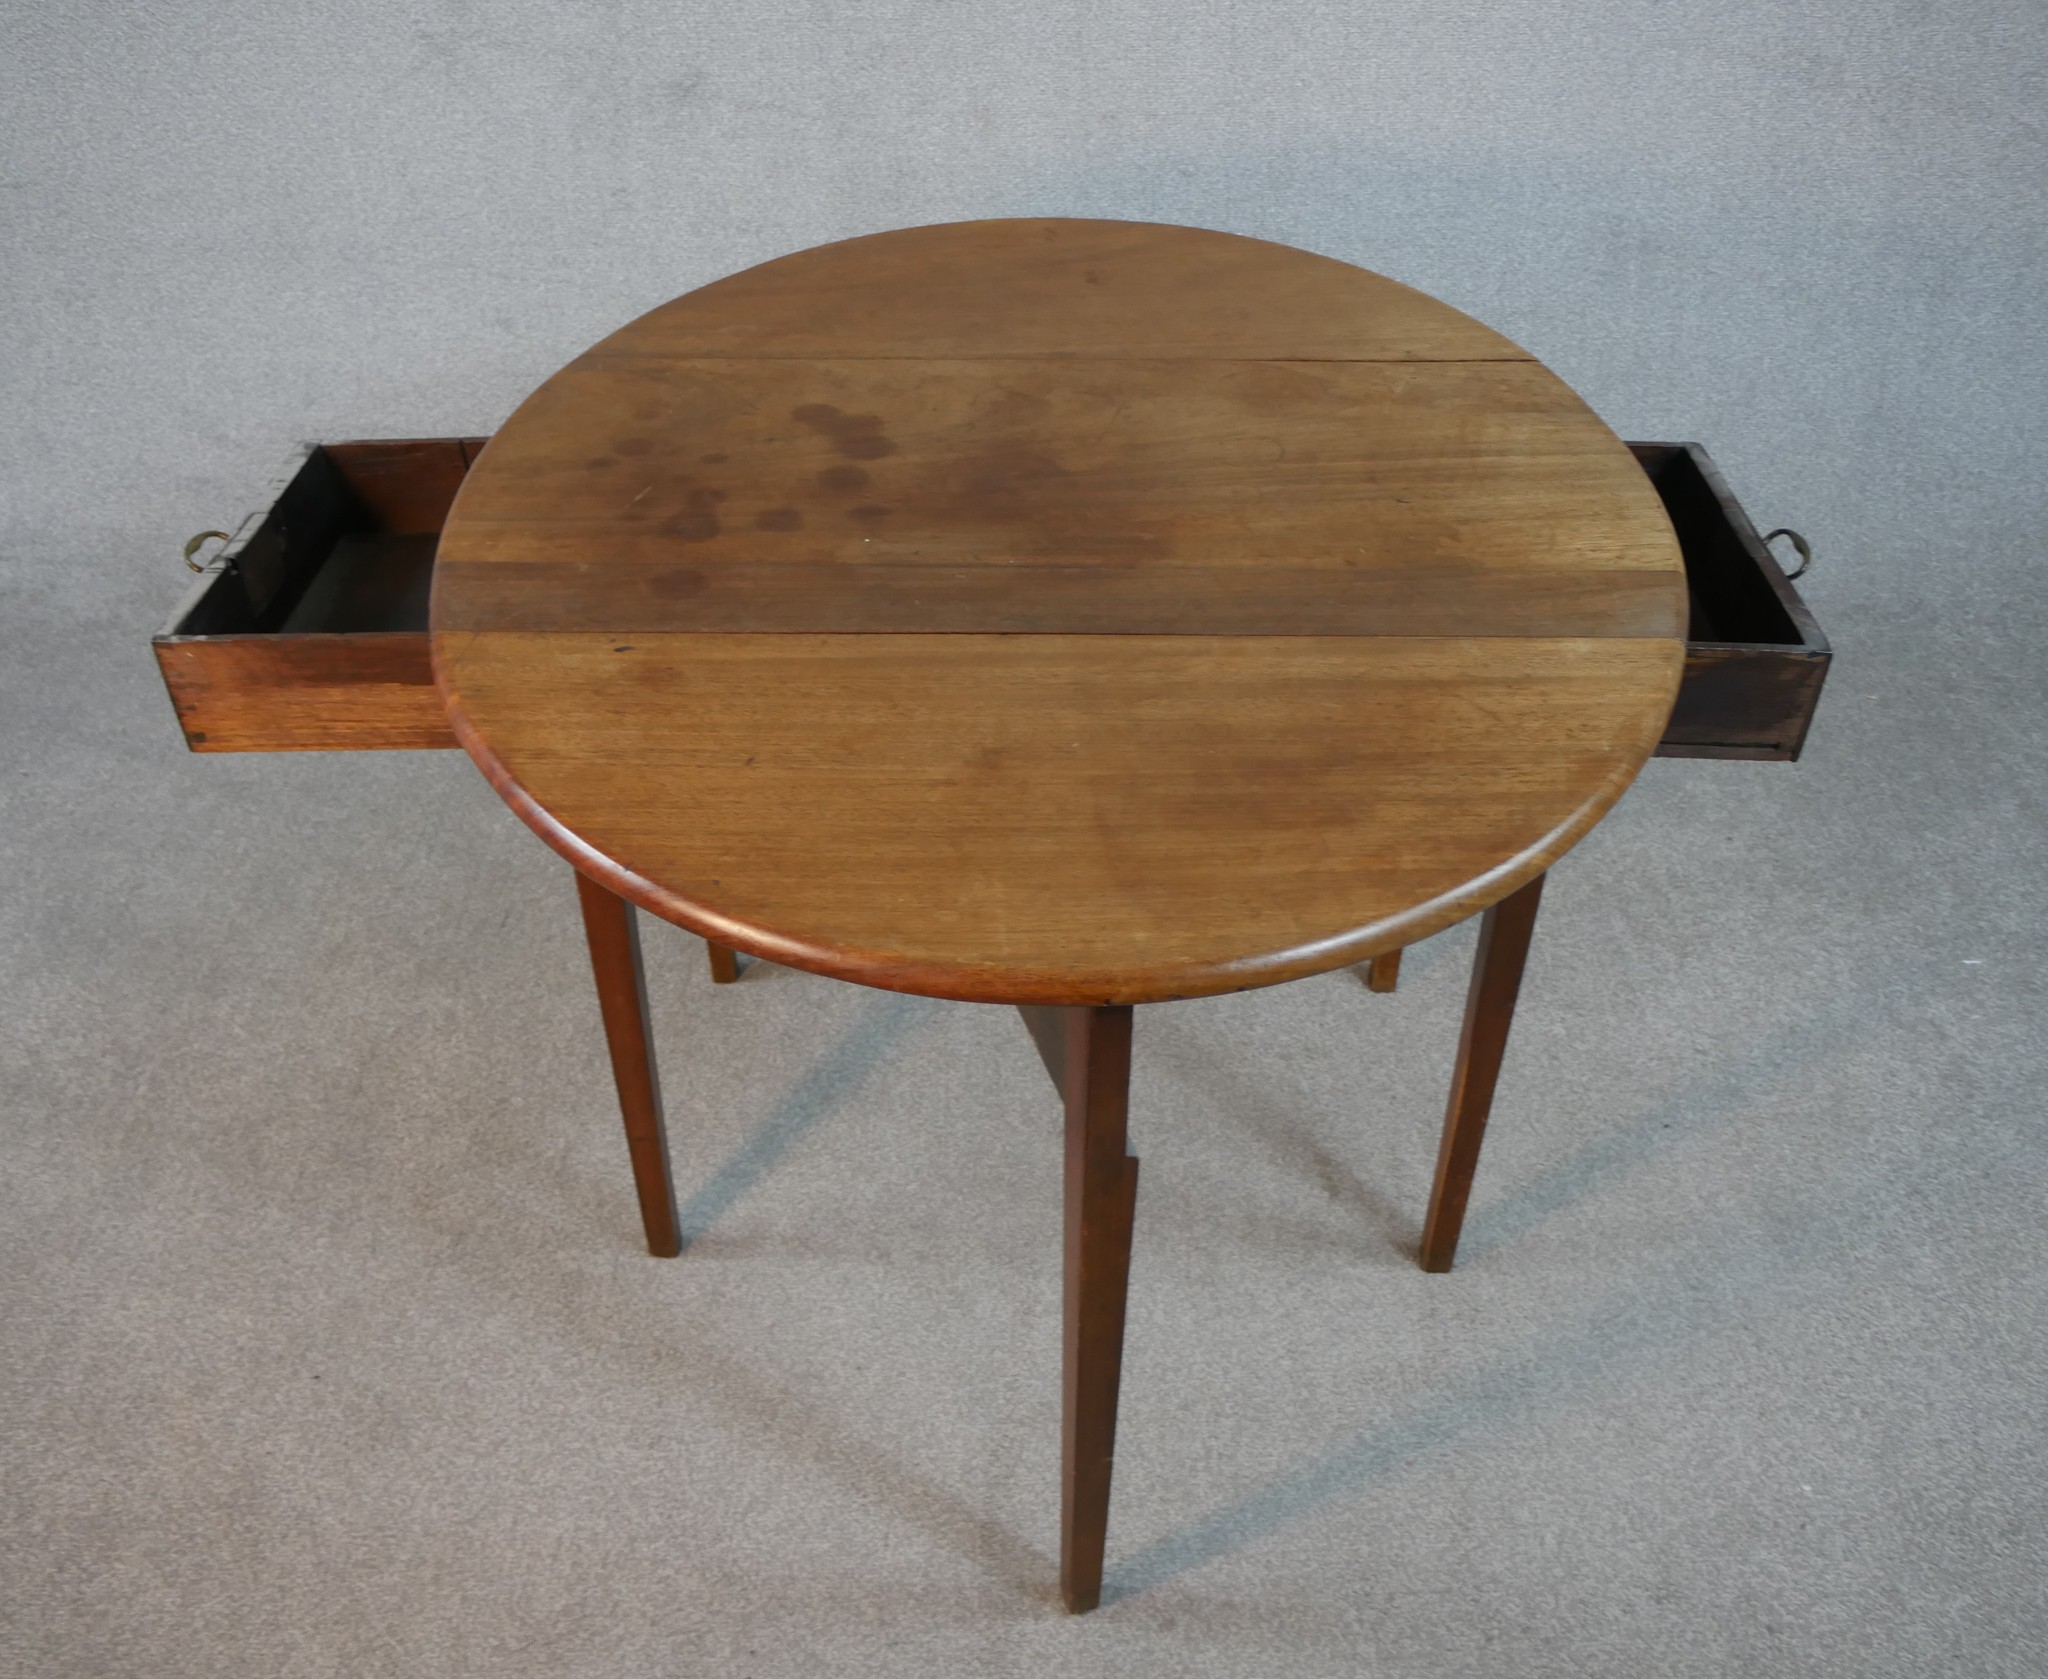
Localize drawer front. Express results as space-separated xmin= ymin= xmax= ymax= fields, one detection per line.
xmin=1661 ymin=645 xmax=1828 ymax=760
xmin=155 ymin=634 xmax=455 ymax=752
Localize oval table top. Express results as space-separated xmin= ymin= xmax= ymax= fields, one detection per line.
xmin=431 ymin=219 xmax=1686 ymax=1006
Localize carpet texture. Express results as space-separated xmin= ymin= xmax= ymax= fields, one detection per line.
xmin=3 ymin=4 xmax=2044 ymax=1674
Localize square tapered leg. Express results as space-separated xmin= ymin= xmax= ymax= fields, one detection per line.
xmin=575 ymin=870 xmax=683 ymax=1258
xmin=1418 ymin=873 xmax=1545 ymax=1273
xmin=1060 ymin=1004 xmax=1139 ymax=1613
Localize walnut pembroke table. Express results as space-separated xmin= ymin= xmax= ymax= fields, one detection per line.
xmin=156 ymin=219 xmax=1830 ymax=1613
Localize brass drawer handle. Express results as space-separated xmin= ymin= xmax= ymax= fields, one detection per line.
xmin=1761 ymin=527 xmax=1812 ymax=581
xmin=182 ymin=530 xmax=235 ymax=574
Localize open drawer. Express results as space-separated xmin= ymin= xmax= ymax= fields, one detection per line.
xmin=155 ymin=436 xmax=1829 ymax=758
xmin=1636 ymin=441 xmax=1830 ymax=760
xmin=153 ymin=439 xmax=481 ymax=751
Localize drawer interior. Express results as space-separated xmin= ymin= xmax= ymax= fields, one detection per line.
xmin=277 ymin=531 xmax=438 ymax=633
xmin=1630 ymin=442 xmax=1814 ymax=649
xmin=168 ymin=438 xmax=479 ymax=639
xmin=1632 ymin=441 xmax=1829 ymax=760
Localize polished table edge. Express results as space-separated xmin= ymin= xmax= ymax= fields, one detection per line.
xmin=436 ymin=657 xmax=1672 ymax=1006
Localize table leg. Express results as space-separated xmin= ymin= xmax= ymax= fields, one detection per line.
xmin=1418 ymin=872 xmax=1546 ymax=1274
xmin=574 ymin=870 xmax=683 ymax=1258
xmin=1364 ymin=948 xmax=1403 ymax=993
xmin=1061 ymin=1004 xmax=1139 ymax=1613
xmin=705 ymin=940 xmax=743 ymax=985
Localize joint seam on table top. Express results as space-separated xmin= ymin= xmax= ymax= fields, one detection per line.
xmin=571 ymin=353 xmax=1542 ymax=365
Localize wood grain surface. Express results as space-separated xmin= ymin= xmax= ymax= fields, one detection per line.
xmin=432 ymin=218 xmax=1687 ymax=1004
xmin=157 ymin=634 xmax=456 ymax=752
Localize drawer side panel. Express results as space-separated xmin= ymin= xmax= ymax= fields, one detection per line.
xmin=154 ymin=634 xmax=457 ymax=751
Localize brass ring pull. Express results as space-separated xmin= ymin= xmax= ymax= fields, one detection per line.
xmin=1761 ymin=527 xmax=1812 ymax=581
xmin=182 ymin=530 xmax=235 ymax=574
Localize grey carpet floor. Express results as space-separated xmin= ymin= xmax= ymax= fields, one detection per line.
xmin=5 ymin=4 xmax=2046 ymax=1674
xmin=6 ymin=487 xmax=2043 ymax=1679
